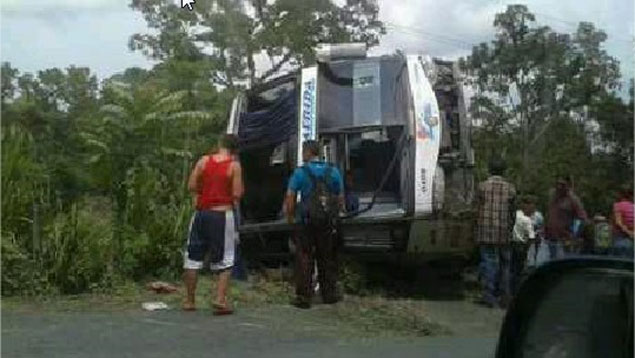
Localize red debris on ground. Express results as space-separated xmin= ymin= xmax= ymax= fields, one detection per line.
xmin=146 ymin=281 xmax=179 ymax=294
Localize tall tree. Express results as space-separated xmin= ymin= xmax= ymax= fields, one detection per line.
xmin=1 ymin=66 xmax=101 ymax=205
xmin=130 ymin=0 xmax=384 ymax=88
xmin=591 ymin=81 xmax=634 ymax=177
xmin=462 ymin=5 xmax=621 ymax=189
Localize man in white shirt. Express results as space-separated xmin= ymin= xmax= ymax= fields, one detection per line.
xmin=526 ymin=207 xmax=545 ymax=268
xmin=510 ymin=196 xmax=536 ymax=295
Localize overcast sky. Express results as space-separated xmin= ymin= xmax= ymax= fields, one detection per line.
xmin=2 ymin=0 xmax=633 ymax=88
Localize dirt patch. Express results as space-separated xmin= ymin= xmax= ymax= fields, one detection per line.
xmin=319 ymin=296 xmax=450 ymax=337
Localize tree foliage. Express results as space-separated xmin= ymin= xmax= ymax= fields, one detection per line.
xmin=129 ymin=0 xmax=384 ymax=87
xmin=463 ymin=5 xmax=632 ymax=214
xmin=1 ymin=61 xmax=229 ymax=294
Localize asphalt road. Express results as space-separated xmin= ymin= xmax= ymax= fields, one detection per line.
xmin=2 ymin=301 xmax=503 ymax=358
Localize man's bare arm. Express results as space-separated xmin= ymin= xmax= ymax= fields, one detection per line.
xmin=231 ymin=161 xmax=244 ymax=204
xmin=187 ymin=156 xmax=207 ymax=194
xmin=284 ymin=191 xmax=296 ymax=224
xmin=570 ymin=193 xmax=589 ymax=223
xmin=615 ymin=209 xmax=634 ymax=238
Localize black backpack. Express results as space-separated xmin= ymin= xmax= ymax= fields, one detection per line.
xmin=302 ymin=165 xmax=340 ymax=229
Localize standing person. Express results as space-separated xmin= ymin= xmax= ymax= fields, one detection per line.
xmin=592 ymin=214 xmax=612 ymax=255
xmin=526 ymin=197 xmax=546 ymax=268
xmin=476 ymin=157 xmax=516 ymax=308
xmin=284 ymin=140 xmax=344 ymax=309
xmin=571 ymin=177 xmax=591 ymax=253
xmin=545 ymin=176 xmax=588 ymax=260
xmin=510 ymin=196 xmax=536 ymax=294
xmin=611 ymin=185 xmax=634 ymax=258
xmin=183 ymin=134 xmax=244 ymax=314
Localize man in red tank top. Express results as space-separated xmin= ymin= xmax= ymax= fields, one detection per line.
xmin=183 ymin=134 xmax=244 ymax=314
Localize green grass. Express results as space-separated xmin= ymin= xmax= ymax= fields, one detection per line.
xmin=1 ymin=273 xmax=292 ymax=312
xmin=2 ymin=270 xmax=450 ymax=337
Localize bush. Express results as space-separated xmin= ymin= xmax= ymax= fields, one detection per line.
xmin=118 ymin=163 xmax=192 ymax=280
xmin=40 ymin=201 xmax=114 ymax=294
xmin=1 ymin=233 xmax=52 ymax=296
xmin=340 ymin=258 xmax=369 ymax=295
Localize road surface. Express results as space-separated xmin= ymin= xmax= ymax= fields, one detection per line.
xmin=2 ymin=300 xmax=503 ymax=358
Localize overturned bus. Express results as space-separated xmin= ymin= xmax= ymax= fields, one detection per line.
xmin=228 ymin=44 xmax=476 ymax=263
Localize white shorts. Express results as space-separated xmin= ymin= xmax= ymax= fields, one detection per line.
xmin=183 ymin=210 xmax=237 ymax=271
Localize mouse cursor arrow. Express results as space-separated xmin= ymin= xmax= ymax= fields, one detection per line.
xmin=181 ymin=0 xmax=195 ymax=11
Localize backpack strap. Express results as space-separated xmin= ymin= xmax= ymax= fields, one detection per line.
xmin=324 ymin=166 xmax=333 ymax=186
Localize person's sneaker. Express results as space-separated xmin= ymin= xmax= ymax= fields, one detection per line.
xmin=291 ymin=297 xmax=311 ymax=309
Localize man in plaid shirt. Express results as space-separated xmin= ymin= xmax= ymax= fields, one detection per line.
xmin=476 ymin=158 xmax=516 ymax=308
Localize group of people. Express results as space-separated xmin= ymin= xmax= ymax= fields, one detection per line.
xmin=476 ymin=157 xmax=634 ymax=308
xmin=180 ymin=134 xmax=632 ymax=313
xmin=182 ymin=135 xmax=344 ymax=313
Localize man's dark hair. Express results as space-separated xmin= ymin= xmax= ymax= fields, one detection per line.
xmin=555 ymin=175 xmax=571 ymax=188
xmin=488 ymin=157 xmax=506 ymax=176
xmin=302 ymin=140 xmax=320 ymax=158
xmin=520 ymin=195 xmax=536 ymax=206
xmin=219 ymin=134 xmax=239 ymax=154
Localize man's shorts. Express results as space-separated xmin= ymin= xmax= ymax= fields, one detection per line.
xmin=183 ymin=210 xmax=237 ymax=271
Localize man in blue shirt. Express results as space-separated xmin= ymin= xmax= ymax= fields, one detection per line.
xmin=284 ymin=140 xmax=344 ymax=309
